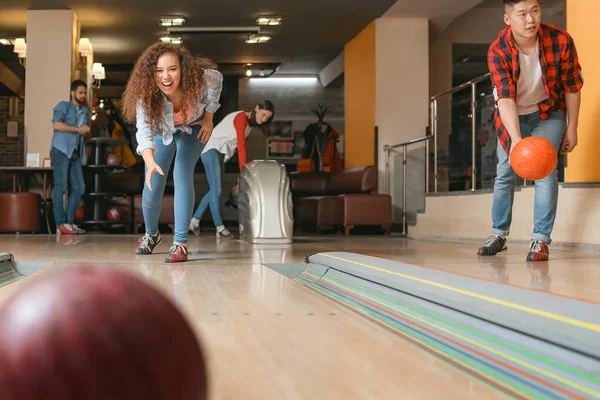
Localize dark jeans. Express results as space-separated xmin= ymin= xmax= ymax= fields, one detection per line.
xmin=51 ymin=147 xmax=85 ymax=227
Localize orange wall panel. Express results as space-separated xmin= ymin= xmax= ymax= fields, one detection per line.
xmin=344 ymin=21 xmax=376 ymax=169
xmin=565 ymin=0 xmax=600 ymax=182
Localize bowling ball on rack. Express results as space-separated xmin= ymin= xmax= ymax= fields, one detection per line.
xmin=106 ymin=153 xmax=122 ymax=166
xmin=106 ymin=206 xmax=121 ymax=221
xmin=75 ymin=205 xmax=84 ymax=222
xmin=0 ymin=267 xmax=208 ymax=400
xmin=509 ymin=136 xmax=557 ymax=181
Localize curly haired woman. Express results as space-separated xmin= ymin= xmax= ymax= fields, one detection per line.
xmin=122 ymin=42 xmax=223 ymax=263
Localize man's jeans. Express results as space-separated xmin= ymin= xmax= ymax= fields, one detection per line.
xmin=491 ymin=111 xmax=566 ymax=244
xmin=51 ymin=147 xmax=85 ymax=226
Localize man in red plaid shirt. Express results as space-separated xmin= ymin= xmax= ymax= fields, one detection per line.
xmin=477 ymin=0 xmax=583 ymax=261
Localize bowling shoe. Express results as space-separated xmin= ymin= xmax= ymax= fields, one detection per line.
xmin=526 ymin=239 xmax=549 ymax=262
xmin=477 ymin=234 xmax=507 ymax=256
xmin=135 ymin=232 xmax=162 ymax=255
xmin=165 ymin=243 xmax=188 ymax=263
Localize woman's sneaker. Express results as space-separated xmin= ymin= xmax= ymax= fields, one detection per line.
xmin=477 ymin=235 xmax=507 ymax=256
xmin=165 ymin=243 xmax=188 ymax=263
xmin=135 ymin=233 xmax=161 ymax=255
xmin=216 ymin=227 xmax=235 ymax=239
xmin=188 ymin=218 xmax=200 ymax=236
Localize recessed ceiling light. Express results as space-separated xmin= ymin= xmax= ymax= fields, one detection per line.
xmin=256 ymin=16 xmax=283 ymax=26
xmin=245 ymin=34 xmax=271 ymax=44
xmin=160 ymin=36 xmax=183 ymax=44
xmin=160 ymin=17 xmax=185 ymax=27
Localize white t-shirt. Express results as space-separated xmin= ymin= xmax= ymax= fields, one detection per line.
xmin=202 ymin=111 xmax=252 ymax=169
xmin=516 ymin=41 xmax=548 ymax=115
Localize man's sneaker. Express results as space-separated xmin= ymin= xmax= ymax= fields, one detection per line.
xmin=165 ymin=243 xmax=188 ymax=263
xmin=477 ymin=235 xmax=507 ymax=256
xmin=57 ymin=224 xmax=77 ymax=235
xmin=526 ymin=240 xmax=549 ymax=262
xmin=71 ymin=224 xmax=86 ymax=234
xmin=217 ymin=228 xmax=235 ymax=239
xmin=135 ymin=233 xmax=161 ymax=255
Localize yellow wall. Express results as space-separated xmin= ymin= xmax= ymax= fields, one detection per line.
xmin=565 ymin=0 xmax=600 ymax=182
xmin=344 ymin=21 xmax=376 ymax=169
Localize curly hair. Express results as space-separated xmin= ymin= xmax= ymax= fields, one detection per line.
xmin=121 ymin=42 xmax=217 ymax=132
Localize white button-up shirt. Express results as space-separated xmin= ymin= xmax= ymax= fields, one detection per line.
xmin=135 ymin=68 xmax=223 ymax=155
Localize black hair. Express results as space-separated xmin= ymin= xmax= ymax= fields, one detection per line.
xmin=248 ymin=100 xmax=275 ymax=136
xmin=71 ymin=79 xmax=87 ymax=92
xmin=503 ymin=0 xmax=537 ymax=6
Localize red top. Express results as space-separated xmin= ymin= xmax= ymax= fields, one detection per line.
xmin=233 ymin=112 xmax=249 ymax=172
xmin=487 ymin=23 xmax=584 ymax=155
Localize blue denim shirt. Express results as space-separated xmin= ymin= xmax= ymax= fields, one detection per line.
xmin=51 ymin=100 xmax=89 ymax=165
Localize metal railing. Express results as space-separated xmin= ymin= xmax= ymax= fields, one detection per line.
xmin=430 ymin=72 xmax=491 ymax=192
xmin=382 ymin=72 xmax=495 ymax=234
xmin=383 ymin=134 xmax=432 ymax=235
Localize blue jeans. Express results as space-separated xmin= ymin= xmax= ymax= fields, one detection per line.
xmin=491 ymin=111 xmax=566 ymax=244
xmin=192 ymin=149 xmax=225 ymax=226
xmin=51 ymin=146 xmax=85 ymax=226
xmin=143 ymin=127 xmax=205 ymax=244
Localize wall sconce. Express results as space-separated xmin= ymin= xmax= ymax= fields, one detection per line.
xmin=77 ymin=38 xmax=92 ymax=68
xmin=13 ymin=38 xmax=26 ymax=67
xmin=92 ymin=62 xmax=105 ymax=89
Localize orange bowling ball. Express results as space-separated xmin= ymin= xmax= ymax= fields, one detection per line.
xmin=75 ymin=205 xmax=84 ymax=222
xmin=509 ymin=136 xmax=557 ymax=181
xmin=0 ymin=267 xmax=208 ymax=400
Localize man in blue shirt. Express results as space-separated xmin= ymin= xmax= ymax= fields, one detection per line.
xmin=50 ymin=79 xmax=90 ymax=235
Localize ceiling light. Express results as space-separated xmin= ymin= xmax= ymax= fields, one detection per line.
xmin=245 ymin=34 xmax=271 ymax=44
xmin=256 ymin=16 xmax=283 ymax=26
xmin=160 ymin=17 xmax=185 ymax=27
xmin=248 ymin=76 xmax=319 ymax=86
xmin=160 ymin=36 xmax=182 ymax=44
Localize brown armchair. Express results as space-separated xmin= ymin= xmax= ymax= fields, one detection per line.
xmin=290 ymin=166 xmax=392 ymax=235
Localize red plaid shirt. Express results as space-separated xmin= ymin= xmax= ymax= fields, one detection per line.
xmin=488 ymin=23 xmax=584 ymax=155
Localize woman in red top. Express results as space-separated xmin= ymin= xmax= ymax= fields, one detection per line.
xmin=189 ymin=100 xmax=275 ymax=237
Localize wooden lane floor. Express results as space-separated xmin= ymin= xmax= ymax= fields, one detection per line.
xmin=0 ymin=234 xmax=599 ymax=398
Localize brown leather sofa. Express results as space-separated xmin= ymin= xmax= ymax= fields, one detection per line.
xmin=290 ymin=166 xmax=392 ymax=235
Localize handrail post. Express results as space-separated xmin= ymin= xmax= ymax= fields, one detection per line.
xmin=384 ymin=145 xmax=390 ymax=195
xmin=425 ymin=136 xmax=429 ymax=194
xmin=471 ymin=82 xmax=477 ymax=192
xmin=433 ymin=98 xmax=438 ymax=193
xmin=402 ymin=145 xmax=407 ymax=235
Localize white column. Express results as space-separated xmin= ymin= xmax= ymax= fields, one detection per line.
xmin=24 ymin=10 xmax=79 ymax=164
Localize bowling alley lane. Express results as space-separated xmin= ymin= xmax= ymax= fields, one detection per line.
xmin=1 ymin=233 xmax=599 ymax=399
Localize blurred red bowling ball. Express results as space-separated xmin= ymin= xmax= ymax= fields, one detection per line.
xmin=0 ymin=267 xmax=208 ymax=400
xmin=106 ymin=206 xmax=121 ymax=221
